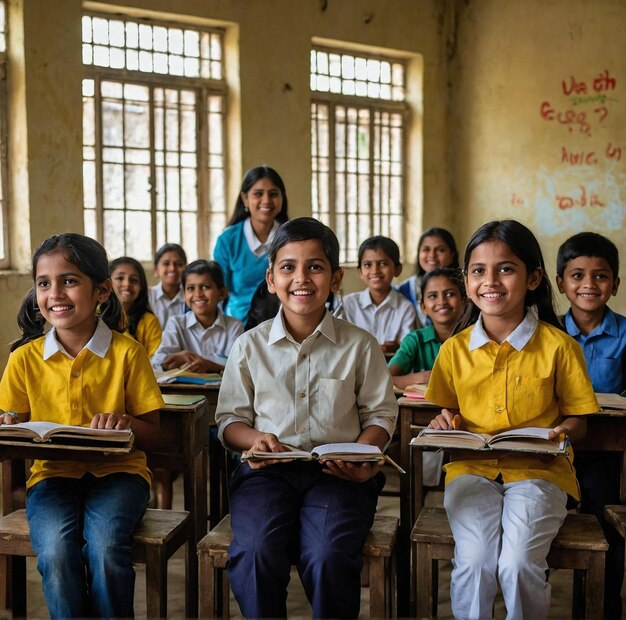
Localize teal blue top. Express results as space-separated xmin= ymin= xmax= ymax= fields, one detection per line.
xmin=213 ymin=220 xmax=271 ymax=322
xmin=387 ymin=324 xmax=441 ymax=374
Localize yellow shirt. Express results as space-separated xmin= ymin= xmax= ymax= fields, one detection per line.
xmin=134 ymin=312 xmax=162 ymax=358
xmin=0 ymin=320 xmax=164 ymax=488
xmin=425 ymin=313 xmax=599 ymax=499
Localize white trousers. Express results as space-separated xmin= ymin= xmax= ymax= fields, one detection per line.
xmin=443 ymin=475 xmax=567 ymax=620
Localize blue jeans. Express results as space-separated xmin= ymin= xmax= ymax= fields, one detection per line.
xmin=26 ymin=472 xmax=149 ymax=619
xmin=228 ymin=461 xmax=382 ymax=619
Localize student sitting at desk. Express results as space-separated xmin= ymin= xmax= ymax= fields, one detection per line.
xmin=151 ymin=259 xmax=243 ymax=373
xmin=556 ymin=231 xmax=626 ymax=620
xmin=110 ymin=256 xmax=162 ymax=357
xmin=426 ymin=220 xmax=597 ymax=620
xmin=341 ymin=235 xmax=416 ymax=354
xmin=388 ymin=267 xmax=465 ymax=390
xmin=215 ymin=217 xmax=397 ymax=619
xmin=0 ymin=233 xmax=163 ymax=620
xmin=148 ymin=242 xmax=188 ymax=329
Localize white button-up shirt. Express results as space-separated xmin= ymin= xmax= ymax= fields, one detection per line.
xmin=216 ymin=310 xmax=398 ymax=451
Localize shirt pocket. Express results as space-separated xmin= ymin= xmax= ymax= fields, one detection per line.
xmin=511 ymin=376 xmax=555 ymax=424
xmin=318 ymin=377 xmax=356 ymax=421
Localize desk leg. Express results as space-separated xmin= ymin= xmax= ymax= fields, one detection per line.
xmin=397 ymin=411 xmax=411 ymax=617
xmin=209 ymin=430 xmax=223 ymax=528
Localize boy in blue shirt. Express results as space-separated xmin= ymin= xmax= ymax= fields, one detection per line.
xmin=556 ymin=231 xmax=626 ymax=620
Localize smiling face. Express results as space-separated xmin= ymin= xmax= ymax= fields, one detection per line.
xmin=556 ymin=256 xmax=619 ymax=322
xmin=241 ymin=177 xmax=284 ymax=231
xmin=358 ymin=248 xmax=401 ymax=296
xmin=35 ymin=251 xmax=110 ymax=350
xmin=155 ymin=250 xmax=185 ymax=290
xmin=418 ymin=235 xmax=454 ymax=274
xmin=266 ymin=239 xmax=343 ymax=341
xmin=465 ymin=239 xmax=541 ymax=340
xmin=420 ymin=275 xmax=463 ymax=333
xmin=111 ymin=262 xmax=141 ymax=310
xmin=184 ymin=272 xmax=227 ymax=328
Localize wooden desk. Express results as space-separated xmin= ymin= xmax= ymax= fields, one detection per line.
xmin=396 ymin=396 xmax=441 ymax=616
xmin=159 ymin=382 xmax=226 ymax=527
xmin=1 ymin=399 xmax=209 ymax=618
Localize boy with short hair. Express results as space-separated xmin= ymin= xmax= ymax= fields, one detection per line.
xmin=342 ymin=236 xmax=416 ymax=353
xmin=556 ymin=231 xmax=626 ymax=620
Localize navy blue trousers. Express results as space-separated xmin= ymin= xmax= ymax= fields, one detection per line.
xmin=227 ymin=461 xmax=382 ymax=619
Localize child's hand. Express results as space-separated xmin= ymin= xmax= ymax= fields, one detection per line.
xmin=548 ymin=423 xmax=567 ymax=443
xmin=162 ymin=351 xmax=197 ymax=371
xmin=0 ymin=412 xmax=20 ymax=425
xmin=243 ymin=433 xmax=293 ymax=469
xmin=428 ymin=408 xmax=461 ymax=430
xmin=91 ymin=413 xmax=132 ymax=430
xmin=323 ymin=459 xmax=384 ymax=482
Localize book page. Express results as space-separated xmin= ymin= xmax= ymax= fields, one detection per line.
xmin=241 ymin=450 xmax=312 ymax=461
xmin=410 ymin=429 xmax=489 ymax=450
xmin=311 ymin=443 xmax=383 ymax=457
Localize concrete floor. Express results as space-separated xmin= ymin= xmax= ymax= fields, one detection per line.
xmin=14 ymin=469 xmax=626 ymax=618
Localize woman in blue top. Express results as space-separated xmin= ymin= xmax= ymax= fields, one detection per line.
xmin=213 ymin=166 xmax=289 ymax=322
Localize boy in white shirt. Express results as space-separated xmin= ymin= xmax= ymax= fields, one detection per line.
xmin=152 ymin=259 xmax=243 ymax=373
xmin=342 ymin=236 xmax=416 ymax=353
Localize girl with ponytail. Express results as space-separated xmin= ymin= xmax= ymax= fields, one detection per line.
xmin=0 ymin=232 xmax=163 ymax=619
xmin=424 ymin=220 xmax=598 ymax=619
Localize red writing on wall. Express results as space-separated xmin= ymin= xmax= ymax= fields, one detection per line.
xmin=561 ymin=69 xmax=617 ymax=96
xmin=555 ymin=186 xmax=606 ymax=210
xmin=561 ymin=143 xmax=622 ymax=165
xmin=510 ymin=193 xmax=525 ymax=208
xmin=540 ymin=102 xmax=610 ymax=136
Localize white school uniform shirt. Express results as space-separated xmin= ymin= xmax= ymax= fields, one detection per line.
xmin=151 ymin=308 xmax=243 ymax=370
xmin=215 ymin=310 xmax=398 ymax=452
xmin=148 ymin=282 xmax=186 ymax=330
xmin=341 ymin=288 xmax=416 ymax=345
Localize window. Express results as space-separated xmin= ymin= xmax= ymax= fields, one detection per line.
xmin=0 ymin=0 xmax=8 ymax=267
xmin=82 ymin=13 xmax=227 ymax=262
xmin=311 ymin=47 xmax=407 ymax=264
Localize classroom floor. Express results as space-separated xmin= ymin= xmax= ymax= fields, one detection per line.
xmin=11 ymin=469 xmax=626 ymax=619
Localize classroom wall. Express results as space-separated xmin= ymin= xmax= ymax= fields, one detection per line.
xmin=448 ymin=0 xmax=626 ymax=315
xmin=1 ymin=0 xmax=625 ymax=370
xmin=0 ymin=0 xmax=452 ymax=368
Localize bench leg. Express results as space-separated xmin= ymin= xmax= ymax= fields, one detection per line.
xmin=144 ymin=545 xmax=167 ymax=619
xmin=369 ymin=556 xmax=386 ymax=618
xmin=414 ymin=542 xmax=434 ymax=619
xmin=585 ymin=553 xmax=605 ymax=620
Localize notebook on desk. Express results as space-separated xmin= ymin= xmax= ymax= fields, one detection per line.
xmin=162 ymin=394 xmax=205 ymax=407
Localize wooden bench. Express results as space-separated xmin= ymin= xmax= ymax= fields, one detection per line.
xmin=0 ymin=508 xmax=191 ymax=619
xmin=197 ymin=513 xmax=398 ymax=619
xmin=411 ymin=507 xmax=608 ymax=619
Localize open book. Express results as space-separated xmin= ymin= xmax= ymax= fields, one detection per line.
xmin=241 ymin=442 xmax=405 ymax=473
xmin=402 ymin=383 xmax=428 ymax=400
xmin=0 ymin=421 xmax=134 ymax=450
xmin=155 ymin=368 xmax=221 ymax=385
xmin=410 ymin=426 xmax=568 ymax=455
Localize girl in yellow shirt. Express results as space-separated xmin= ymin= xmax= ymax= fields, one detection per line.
xmin=425 ymin=220 xmax=598 ymax=620
xmin=0 ymin=233 xmax=163 ymax=619
xmin=110 ymin=255 xmax=162 ymax=357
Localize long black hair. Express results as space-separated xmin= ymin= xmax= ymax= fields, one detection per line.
xmin=12 ymin=233 xmax=125 ymax=351
xmin=227 ymin=166 xmax=289 ymax=227
xmin=110 ymin=256 xmax=153 ymax=338
xmin=455 ymin=220 xmax=562 ymax=334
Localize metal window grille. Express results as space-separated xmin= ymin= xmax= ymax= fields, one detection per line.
xmin=311 ymin=48 xmax=406 ymax=265
xmin=82 ymin=13 xmax=227 ymax=261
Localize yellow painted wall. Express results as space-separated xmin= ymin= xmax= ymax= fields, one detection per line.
xmin=1 ymin=0 xmax=625 ymax=371
xmin=449 ymin=0 xmax=626 ymax=315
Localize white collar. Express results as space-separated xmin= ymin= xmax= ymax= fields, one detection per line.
xmin=243 ymin=218 xmax=280 ymax=256
xmin=469 ymin=310 xmax=538 ymax=351
xmin=43 ymin=318 xmax=112 ymax=360
xmin=268 ymin=309 xmax=337 ymax=346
